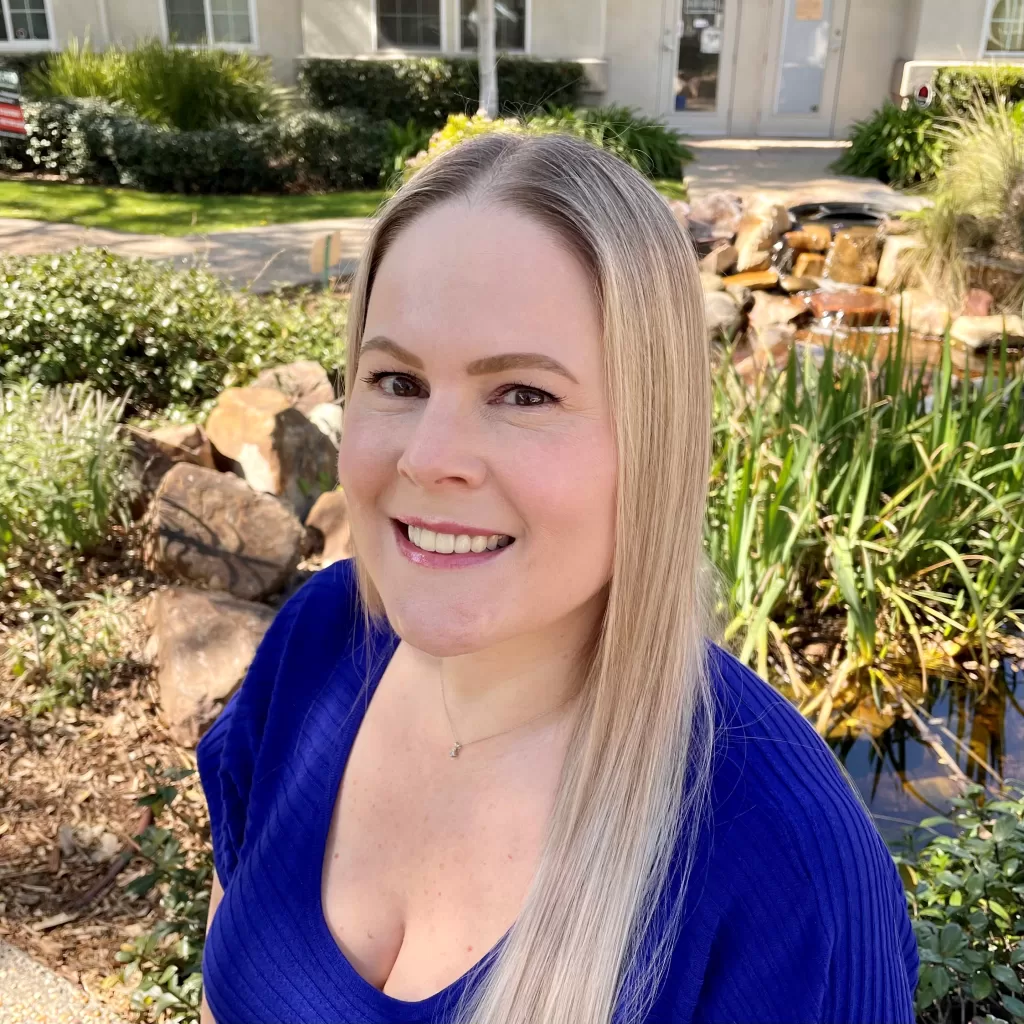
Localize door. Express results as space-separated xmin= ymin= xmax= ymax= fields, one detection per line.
xmin=661 ymin=0 xmax=738 ymax=136
xmin=757 ymin=0 xmax=848 ymax=137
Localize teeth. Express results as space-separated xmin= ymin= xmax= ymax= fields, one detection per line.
xmin=404 ymin=524 xmax=512 ymax=555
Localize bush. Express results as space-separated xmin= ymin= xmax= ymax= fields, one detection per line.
xmin=833 ymin=101 xmax=947 ymax=188
xmin=893 ymin=782 xmax=1024 ymax=1022
xmin=405 ymin=109 xmax=691 ymax=182
xmin=0 ymin=248 xmax=348 ymax=415
xmin=25 ymin=38 xmax=283 ymax=131
xmin=298 ymin=56 xmax=586 ymax=127
xmin=936 ymin=65 xmax=1024 ymax=117
xmin=3 ymin=99 xmax=389 ymax=193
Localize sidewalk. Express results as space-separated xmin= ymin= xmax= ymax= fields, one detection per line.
xmin=0 ymin=939 xmax=129 ymax=1024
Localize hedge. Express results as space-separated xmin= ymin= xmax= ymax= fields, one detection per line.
xmin=1 ymin=99 xmax=390 ymax=193
xmin=934 ymin=64 xmax=1024 ymax=115
xmin=298 ymin=56 xmax=586 ymax=127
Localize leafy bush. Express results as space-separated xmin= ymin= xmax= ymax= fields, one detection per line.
xmin=893 ymin=782 xmax=1024 ymax=1022
xmin=936 ymin=65 xmax=1024 ymax=117
xmin=298 ymin=56 xmax=586 ymax=128
xmin=0 ymin=249 xmax=347 ymax=414
xmin=833 ymin=101 xmax=947 ymax=188
xmin=405 ymin=109 xmax=691 ymax=182
xmin=25 ymin=38 xmax=283 ymax=131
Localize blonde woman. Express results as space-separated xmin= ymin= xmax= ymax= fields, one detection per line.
xmin=196 ymin=132 xmax=919 ymax=1024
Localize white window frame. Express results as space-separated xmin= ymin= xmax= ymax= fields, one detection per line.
xmin=980 ymin=0 xmax=1024 ymax=57
xmin=158 ymin=0 xmax=260 ymax=52
xmin=0 ymin=0 xmax=56 ymax=51
xmin=371 ymin=0 xmax=448 ymax=54
xmin=456 ymin=0 xmax=530 ymax=54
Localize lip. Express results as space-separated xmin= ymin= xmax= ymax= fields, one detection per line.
xmin=391 ymin=518 xmax=514 ymax=569
xmin=395 ymin=514 xmax=514 ymax=539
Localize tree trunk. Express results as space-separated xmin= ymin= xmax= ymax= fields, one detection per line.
xmin=477 ymin=0 xmax=498 ymax=119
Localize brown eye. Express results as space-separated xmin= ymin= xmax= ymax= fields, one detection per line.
xmin=495 ymin=384 xmax=561 ymax=407
xmin=360 ymin=371 xmax=426 ymax=398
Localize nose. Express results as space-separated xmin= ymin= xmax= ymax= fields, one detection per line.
xmin=396 ymin=393 xmax=488 ymax=491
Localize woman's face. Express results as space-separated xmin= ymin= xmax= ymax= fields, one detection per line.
xmin=338 ymin=201 xmax=617 ymax=656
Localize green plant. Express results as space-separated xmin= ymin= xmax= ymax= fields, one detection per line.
xmin=26 ymin=38 xmax=283 ymax=131
xmin=833 ymin=101 xmax=947 ymax=188
xmin=892 ymin=781 xmax=1024 ymax=1022
xmin=381 ymin=117 xmax=434 ymax=188
xmin=0 ymin=249 xmax=347 ymax=414
xmin=114 ymin=765 xmax=212 ymax=1024
xmin=935 ymin=65 xmax=1024 ymax=117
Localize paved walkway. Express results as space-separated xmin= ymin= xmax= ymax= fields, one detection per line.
xmin=0 ymin=939 xmax=129 ymax=1024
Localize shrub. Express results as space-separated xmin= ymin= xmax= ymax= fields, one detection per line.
xmin=298 ymin=56 xmax=586 ymax=127
xmin=935 ymin=65 xmax=1024 ymax=117
xmin=405 ymin=109 xmax=691 ymax=182
xmin=0 ymin=248 xmax=347 ymax=415
xmin=25 ymin=38 xmax=283 ymax=131
xmin=892 ymin=782 xmax=1024 ymax=1022
xmin=833 ymin=101 xmax=947 ymax=188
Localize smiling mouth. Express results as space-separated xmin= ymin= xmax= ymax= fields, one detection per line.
xmin=393 ymin=519 xmax=515 ymax=555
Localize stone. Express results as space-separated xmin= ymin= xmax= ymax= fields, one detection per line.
xmin=143 ymin=463 xmax=305 ymax=601
xmin=784 ymin=225 xmax=832 ymax=252
xmin=123 ymin=423 xmax=216 ymax=517
xmin=145 ymin=585 xmax=276 ymax=746
xmin=305 ymin=489 xmax=353 ymax=567
xmin=733 ymin=203 xmax=790 ymax=272
xmin=686 ymin=191 xmax=744 ymax=239
xmin=205 ymin=387 xmax=338 ymax=521
xmin=780 ymin=276 xmax=820 ymax=293
xmin=700 ymin=272 xmax=725 ymax=292
xmin=888 ymin=289 xmax=952 ymax=336
xmin=251 ymin=359 xmax=335 ymax=415
xmin=949 ymin=315 xmax=1024 ymax=350
xmin=793 ymin=253 xmax=826 ymax=279
xmin=749 ymin=291 xmax=809 ymax=331
xmin=307 ymin=401 xmax=343 ymax=448
xmin=724 ymin=284 xmax=752 ymax=307
xmin=704 ymin=290 xmax=743 ymax=337
xmin=961 ymin=288 xmax=994 ymax=317
xmin=722 ymin=269 xmax=779 ymax=290
xmin=807 ymin=289 xmax=889 ymax=327
xmin=824 ymin=227 xmax=882 ymax=286
xmin=876 ymin=235 xmax=924 ymax=290
xmin=700 ymin=243 xmax=737 ymax=275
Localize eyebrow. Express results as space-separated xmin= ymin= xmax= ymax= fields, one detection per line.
xmin=360 ymin=336 xmax=579 ymax=385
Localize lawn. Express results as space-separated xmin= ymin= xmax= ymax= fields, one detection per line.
xmin=0 ymin=179 xmax=389 ymax=235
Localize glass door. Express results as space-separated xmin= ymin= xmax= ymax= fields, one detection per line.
xmin=663 ymin=0 xmax=736 ymax=135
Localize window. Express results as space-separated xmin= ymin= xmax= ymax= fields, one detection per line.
xmin=987 ymin=0 xmax=1024 ymax=52
xmin=461 ymin=0 xmax=526 ymax=51
xmin=164 ymin=0 xmax=254 ymax=46
xmin=0 ymin=0 xmax=51 ymax=43
xmin=377 ymin=0 xmax=441 ymax=50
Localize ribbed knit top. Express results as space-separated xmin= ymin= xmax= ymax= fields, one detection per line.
xmin=196 ymin=557 xmax=920 ymax=1024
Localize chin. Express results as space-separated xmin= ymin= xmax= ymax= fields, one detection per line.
xmin=377 ymin=587 xmax=514 ymax=656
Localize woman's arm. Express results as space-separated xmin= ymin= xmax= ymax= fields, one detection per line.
xmin=199 ymin=869 xmax=226 ymax=1024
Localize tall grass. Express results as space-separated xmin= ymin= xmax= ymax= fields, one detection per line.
xmin=707 ymin=322 xmax=1024 ymax=722
xmin=26 ymin=38 xmax=283 ymax=131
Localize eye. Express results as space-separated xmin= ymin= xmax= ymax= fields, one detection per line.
xmin=360 ymin=371 xmax=426 ymax=398
xmin=494 ymin=383 xmax=563 ymax=407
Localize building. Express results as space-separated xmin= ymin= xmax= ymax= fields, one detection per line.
xmin=5 ymin=0 xmax=1024 ymax=139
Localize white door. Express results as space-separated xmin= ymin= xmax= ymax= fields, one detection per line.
xmin=757 ymin=0 xmax=848 ymax=137
xmin=661 ymin=0 xmax=739 ymax=136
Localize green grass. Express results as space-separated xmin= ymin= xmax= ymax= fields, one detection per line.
xmin=0 ymin=179 xmax=388 ymax=235
xmin=654 ymin=178 xmax=689 ymax=201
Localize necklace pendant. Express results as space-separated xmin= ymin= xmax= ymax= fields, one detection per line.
xmin=449 ymin=742 xmax=462 ymax=759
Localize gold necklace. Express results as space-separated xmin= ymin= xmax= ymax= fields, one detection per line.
xmin=439 ymin=661 xmax=577 ymax=759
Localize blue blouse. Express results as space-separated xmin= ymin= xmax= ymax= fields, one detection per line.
xmin=196 ymin=558 xmax=920 ymax=1024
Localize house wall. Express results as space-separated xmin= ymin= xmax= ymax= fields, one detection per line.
xmin=302 ymin=0 xmax=372 ymax=55
xmin=904 ymin=0 xmax=988 ymax=60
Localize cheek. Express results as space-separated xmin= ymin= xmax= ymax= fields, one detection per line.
xmin=337 ymin=410 xmax=397 ymax=515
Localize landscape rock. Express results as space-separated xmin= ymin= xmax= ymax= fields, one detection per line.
xmin=700 ymin=272 xmax=725 ymax=292
xmin=700 ymin=243 xmax=737 ymax=275
xmin=824 ymin=227 xmax=882 ymax=286
xmin=205 ymin=387 xmax=338 ymax=520
xmin=145 ymin=585 xmax=276 ymax=746
xmin=722 ymin=269 xmax=779 ymax=291
xmin=749 ymin=291 xmax=810 ymax=331
xmin=784 ymin=225 xmax=832 ymax=252
xmin=686 ymin=191 xmax=744 ymax=239
xmin=808 ymin=289 xmax=889 ymax=326
xmin=705 ymin=290 xmax=743 ymax=337
xmin=794 ymin=253 xmax=827 ymax=279
xmin=251 ymin=359 xmax=335 ymax=415
xmin=308 ymin=401 xmax=344 ymax=448
xmin=305 ymin=489 xmax=353 ymax=567
xmin=780 ymin=276 xmax=820 ymax=294
xmin=888 ymin=289 xmax=952 ymax=335
xmin=876 ymin=235 xmax=924 ymax=290
xmin=733 ymin=203 xmax=790 ymax=272
xmin=950 ymin=314 xmax=1024 ymax=350
xmin=724 ymin=284 xmax=752 ymax=307
xmin=124 ymin=423 xmax=216 ymax=517
xmin=961 ymin=288 xmax=994 ymax=317
xmin=143 ymin=463 xmax=305 ymax=601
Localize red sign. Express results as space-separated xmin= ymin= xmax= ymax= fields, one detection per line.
xmin=0 ymin=100 xmax=25 ymax=136
xmin=914 ymin=83 xmax=933 ymax=109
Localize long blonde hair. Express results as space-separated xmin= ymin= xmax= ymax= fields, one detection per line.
xmin=343 ymin=131 xmax=719 ymax=1024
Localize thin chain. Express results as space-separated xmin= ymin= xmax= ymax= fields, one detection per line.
xmin=439 ymin=661 xmax=577 ymax=759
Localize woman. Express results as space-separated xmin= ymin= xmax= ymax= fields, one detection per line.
xmin=196 ymin=131 xmax=919 ymax=1024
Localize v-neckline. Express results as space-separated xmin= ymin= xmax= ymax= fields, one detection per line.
xmin=306 ymin=614 xmax=513 ymax=1021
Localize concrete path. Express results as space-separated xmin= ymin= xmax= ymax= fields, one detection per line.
xmin=684 ymin=138 xmax=929 ymax=213
xmin=0 ymin=939 xmax=129 ymax=1024
xmin=0 ymin=215 xmax=372 ymax=292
